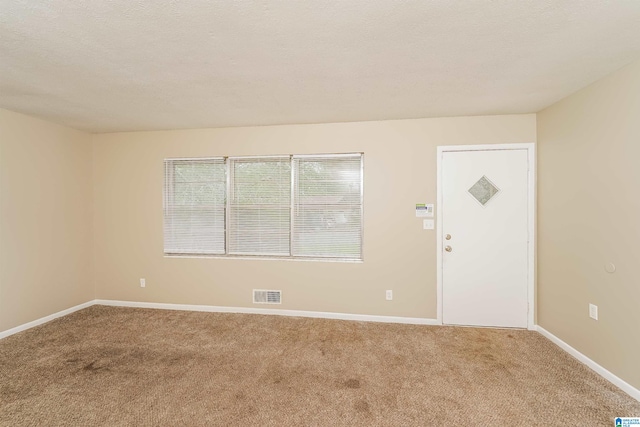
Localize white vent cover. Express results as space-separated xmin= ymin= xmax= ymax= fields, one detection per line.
xmin=253 ymin=289 xmax=282 ymax=304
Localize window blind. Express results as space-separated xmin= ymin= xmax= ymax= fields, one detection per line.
xmin=292 ymin=154 xmax=362 ymax=259
xmin=164 ymin=158 xmax=226 ymax=254
xmin=228 ymin=157 xmax=291 ymax=255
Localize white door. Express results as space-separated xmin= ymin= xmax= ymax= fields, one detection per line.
xmin=441 ymin=149 xmax=529 ymax=328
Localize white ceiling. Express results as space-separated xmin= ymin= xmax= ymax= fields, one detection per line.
xmin=2 ymin=1 xmax=640 ymax=133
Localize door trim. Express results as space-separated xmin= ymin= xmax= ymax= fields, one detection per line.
xmin=436 ymin=143 xmax=536 ymax=330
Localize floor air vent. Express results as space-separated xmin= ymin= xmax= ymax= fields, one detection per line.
xmin=253 ymin=289 xmax=282 ymax=304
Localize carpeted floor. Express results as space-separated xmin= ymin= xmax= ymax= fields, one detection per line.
xmin=0 ymin=306 xmax=638 ymax=426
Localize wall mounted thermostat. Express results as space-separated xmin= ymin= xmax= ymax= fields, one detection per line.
xmin=416 ymin=203 xmax=434 ymax=218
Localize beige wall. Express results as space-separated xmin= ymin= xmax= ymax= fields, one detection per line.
xmin=92 ymin=114 xmax=535 ymax=319
xmin=538 ymin=59 xmax=640 ymax=390
xmin=0 ymin=109 xmax=93 ymax=332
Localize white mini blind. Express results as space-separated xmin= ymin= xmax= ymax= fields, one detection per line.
xmin=228 ymin=157 xmax=291 ymax=255
xmin=292 ymin=154 xmax=363 ymax=259
xmin=164 ymin=158 xmax=226 ymax=255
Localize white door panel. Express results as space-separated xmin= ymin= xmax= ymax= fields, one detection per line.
xmin=442 ymin=149 xmax=528 ymax=328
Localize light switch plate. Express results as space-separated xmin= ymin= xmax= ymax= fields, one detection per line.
xmin=589 ymin=303 xmax=598 ymax=320
xmin=423 ymin=219 xmax=434 ymax=230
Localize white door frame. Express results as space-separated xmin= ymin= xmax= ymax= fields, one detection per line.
xmin=436 ymin=143 xmax=536 ymax=330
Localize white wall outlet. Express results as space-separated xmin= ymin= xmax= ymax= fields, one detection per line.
xmin=386 ymin=290 xmax=393 ymax=301
xmin=140 ymin=278 xmax=146 ymax=288
xmin=589 ymin=303 xmax=598 ymax=320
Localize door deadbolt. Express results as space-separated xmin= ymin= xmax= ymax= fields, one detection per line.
xmin=445 ymin=245 xmax=452 ymax=252
xmin=445 ymin=234 xmax=451 ymax=240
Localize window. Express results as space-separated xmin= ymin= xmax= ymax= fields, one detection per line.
xmin=163 ymin=153 xmax=363 ymax=260
xmin=228 ymin=157 xmax=291 ymax=256
xmin=292 ymin=155 xmax=362 ymax=258
xmin=163 ymin=158 xmax=226 ymax=255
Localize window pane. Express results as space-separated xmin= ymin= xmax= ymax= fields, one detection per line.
xmin=228 ymin=158 xmax=291 ymax=255
xmin=293 ymin=155 xmax=362 ymax=259
xmin=164 ymin=159 xmax=226 ymax=254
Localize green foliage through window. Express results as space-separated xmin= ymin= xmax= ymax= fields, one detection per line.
xmin=163 ymin=154 xmax=363 ymax=260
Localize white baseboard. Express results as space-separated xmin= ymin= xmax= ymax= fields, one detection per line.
xmin=94 ymin=299 xmax=440 ymax=326
xmin=0 ymin=298 xmax=438 ymax=341
xmin=0 ymin=300 xmax=95 ymax=340
xmin=536 ymin=325 xmax=640 ymax=402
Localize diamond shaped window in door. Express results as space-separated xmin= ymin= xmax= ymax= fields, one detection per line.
xmin=468 ymin=175 xmax=500 ymax=206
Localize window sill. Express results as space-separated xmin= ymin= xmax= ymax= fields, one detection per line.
xmin=164 ymin=254 xmax=363 ymax=263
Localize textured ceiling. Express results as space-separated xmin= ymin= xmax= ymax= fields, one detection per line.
xmin=2 ymin=1 xmax=640 ymax=133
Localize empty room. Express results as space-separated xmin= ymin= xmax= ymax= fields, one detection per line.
xmin=1 ymin=1 xmax=639 ymax=425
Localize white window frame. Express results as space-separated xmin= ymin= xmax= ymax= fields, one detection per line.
xmin=163 ymin=153 xmax=364 ymax=262
xmin=163 ymin=157 xmax=227 ymax=255
xmin=227 ymin=155 xmax=292 ymax=257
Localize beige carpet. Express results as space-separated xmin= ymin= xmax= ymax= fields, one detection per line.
xmin=0 ymin=305 xmax=638 ymax=426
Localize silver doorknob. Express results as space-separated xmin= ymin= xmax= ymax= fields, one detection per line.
xmin=445 ymin=245 xmax=452 ymax=252
xmin=445 ymin=234 xmax=451 ymax=240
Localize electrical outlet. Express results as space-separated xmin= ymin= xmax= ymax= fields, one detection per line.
xmin=589 ymin=303 xmax=598 ymax=320
xmin=140 ymin=278 xmax=146 ymax=288
xmin=386 ymin=290 xmax=393 ymax=301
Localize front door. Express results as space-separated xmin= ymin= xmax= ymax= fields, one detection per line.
xmin=441 ymin=148 xmax=529 ymax=328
